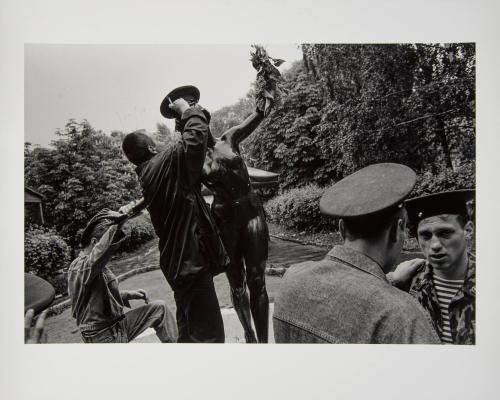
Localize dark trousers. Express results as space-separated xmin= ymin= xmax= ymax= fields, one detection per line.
xmin=174 ymin=272 xmax=225 ymax=343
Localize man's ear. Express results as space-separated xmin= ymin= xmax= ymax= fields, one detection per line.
xmin=90 ymin=237 xmax=98 ymax=247
xmin=339 ymin=219 xmax=345 ymax=241
xmin=388 ymin=218 xmax=403 ymax=244
xmin=147 ymin=144 xmax=157 ymax=155
xmin=464 ymin=220 xmax=474 ymax=242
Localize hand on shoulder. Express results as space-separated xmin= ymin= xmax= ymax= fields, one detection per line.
xmin=388 ymin=258 xmax=426 ymax=288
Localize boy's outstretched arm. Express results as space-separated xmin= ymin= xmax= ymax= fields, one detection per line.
xmin=83 ymin=213 xmax=128 ymax=287
xmin=119 ymin=197 xmax=147 ymax=216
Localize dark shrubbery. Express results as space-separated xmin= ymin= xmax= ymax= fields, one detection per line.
xmin=23 ymin=215 xmax=155 ymax=296
xmin=25 ymin=226 xmax=71 ymax=295
xmin=50 ymin=272 xmax=70 ymax=297
xmin=253 ymin=185 xmax=279 ymax=202
xmin=413 ymin=161 xmax=475 ymax=196
xmin=264 ymin=163 xmax=475 ymax=236
xmin=118 ymin=213 xmax=156 ymax=253
xmin=25 ymin=226 xmax=71 ymax=279
xmin=265 ymin=184 xmax=337 ymax=233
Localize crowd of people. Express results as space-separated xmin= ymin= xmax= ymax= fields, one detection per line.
xmin=25 ymin=85 xmax=475 ymax=345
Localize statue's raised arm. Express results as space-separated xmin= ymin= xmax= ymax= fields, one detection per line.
xmin=221 ymin=110 xmax=265 ymax=153
xmin=200 ymin=45 xmax=285 ymax=343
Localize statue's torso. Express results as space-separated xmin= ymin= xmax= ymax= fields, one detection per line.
xmin=203 ymin=139 xmax=253 ymax=203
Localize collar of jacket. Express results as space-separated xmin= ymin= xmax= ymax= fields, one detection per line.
xmin=460 ymin=255 xmax=476 ymax=298
xmin=412 ymin=254 xmax=476 ymax=298
xmin=326 ymin=245 xmax=389 ymax=283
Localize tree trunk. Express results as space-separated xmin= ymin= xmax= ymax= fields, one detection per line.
xmin=436 ymin=116 xmax=453 ymax=170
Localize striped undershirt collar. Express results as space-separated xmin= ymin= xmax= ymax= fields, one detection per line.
xmin=434 ymin=275 xmax=464 ymax=284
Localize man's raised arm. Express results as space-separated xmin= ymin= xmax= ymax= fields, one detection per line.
xmin=179 ymin=106 xmax=210 ymax=188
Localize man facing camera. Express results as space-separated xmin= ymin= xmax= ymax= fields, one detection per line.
xmin=68 ymin=210 xmax=178 ymax=343
xmin=273 ymin=163 xmax=441 ymax=344
xmin=390 ymin=190 xmax=475 ymax=344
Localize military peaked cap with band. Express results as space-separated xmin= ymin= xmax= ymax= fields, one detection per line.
xmin=405 ymin=189 xmax=475 ymax=228
xmin=25 ymin=273 xmax=55 ymax=314
xmin=319 ymin=163 xmax=417 ymax=218
xmin=160 ymin=85 xmax=201 ymax=119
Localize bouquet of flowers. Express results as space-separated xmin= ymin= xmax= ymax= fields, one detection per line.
xmin=250 ymin=44 xmax=286 ymax=116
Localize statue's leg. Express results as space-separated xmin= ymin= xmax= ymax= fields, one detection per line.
xmin=226 ymin=255 xmax=257 ymax=343
xmin=242 ymin=211 xmax=270 ymax=343
xmin=220 ymin=223 xmax=257 ymax=343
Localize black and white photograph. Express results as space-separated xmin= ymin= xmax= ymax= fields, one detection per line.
xmin=2 ymin=1 xmax=499 ymax=399
xmin=23 ymin=42 xmax=476 ymax=345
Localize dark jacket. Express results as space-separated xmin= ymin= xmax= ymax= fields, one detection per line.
xmin=136 ymin=106 xmax=229 ymax=291
xmin=408 ymin=255 xmax=475 ymax=344
xmin=274 ymin=246 xmax=441 ymax=344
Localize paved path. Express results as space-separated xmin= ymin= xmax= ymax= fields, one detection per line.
xmin=268 ymin=236 xmax=326 ymax=265
xmin=44 ymin=237 xmax=327 ymax=343
xmin=134 ymin=304 xmax=276 ymax=343
xmin=101 ymin=236 xmax=326 ymax=279
xmin=109 ymin=236 xmax=327 ymax=275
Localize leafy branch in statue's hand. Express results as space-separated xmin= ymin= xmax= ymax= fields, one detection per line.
xmin=250 ymin=44 xmax=287 ymax=115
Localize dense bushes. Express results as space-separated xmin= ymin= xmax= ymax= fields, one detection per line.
xmin=413 ymin=161 xmax=475 ymax=196
xmin=25 ymin=226 xmax=71 ymax=294
xmin=24 ymin=214 xmax=156 ymax=295
xmin=265 ymin=184 xmax=337 ymax=233
xmin=264 ymin=162 xmax=475 ymax=235
xmin=50 ymin=272 xmax=70 ymax=297
xmin=118 ymin=213 xmax=156 ymax=253
xmin=74 ymin=213 xmax=156 ymax=253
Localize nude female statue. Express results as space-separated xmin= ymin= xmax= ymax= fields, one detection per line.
xmin=202 ymin=108 xmax=271 ymax=343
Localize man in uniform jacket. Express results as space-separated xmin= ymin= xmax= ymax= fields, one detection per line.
xmin=273 ymin=163 xmax=441 ymax=344
xmin=389 ymin=190 xmax=475 ymax=344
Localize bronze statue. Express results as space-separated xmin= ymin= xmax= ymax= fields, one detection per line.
xmin=202 ymin=108 xmax=272 ymax=343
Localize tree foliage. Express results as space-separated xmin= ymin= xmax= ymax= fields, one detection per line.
xmin=244 ymin=44 xmax=475 ymax=190
xmin=25 ymin=120 xmax=142 ymax=254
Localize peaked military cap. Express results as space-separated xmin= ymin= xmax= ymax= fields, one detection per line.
xmin=25 ymin=273 xmax=55 ymax=314
xmin=320 ymin=163 xmax=417 ymax=218
xmin=160 ymin=85 xmax=200 ymax=119
xmin=405 ymin=189 xmax=475 ymax=227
